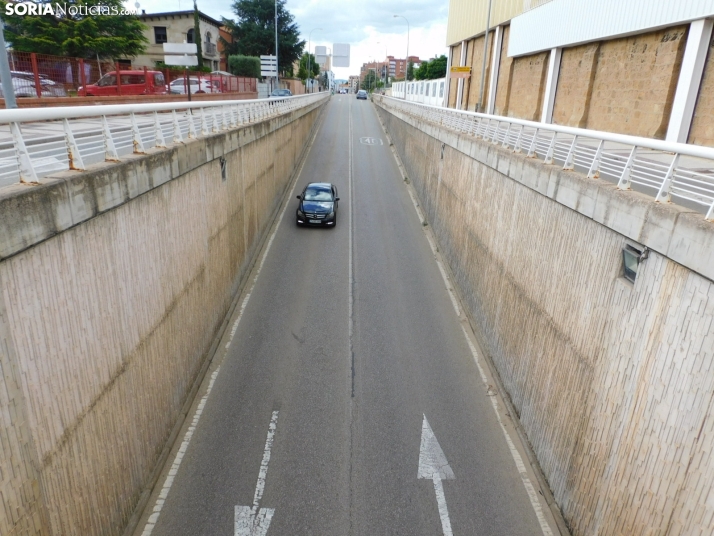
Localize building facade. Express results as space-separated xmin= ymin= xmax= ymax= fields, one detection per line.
xmin=445 ymin=0 xmax=714 ymax=146
xmin=387 ymin=55 xmax=422 ymax=79
xmin=134 ymin=10 xmax=222 ymax=72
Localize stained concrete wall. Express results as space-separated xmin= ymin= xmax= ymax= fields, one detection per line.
xmin=376 ymin=99 xmax=714 ymax=536
xmin=0 ymin=99 xmax=325 ymax=535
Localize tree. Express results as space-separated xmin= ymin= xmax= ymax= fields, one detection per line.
xmin=228 ymin=55 xmax=261 ymax=77
xmin=193 ymin=0 xmax=203 ymax=68
xmin=414 ymin=61 xmax=428 ymax=80
xmin=427 ymin=55 xmax=447 ymax=79
xmin=297 ymin=53 xmax=319 ymax=81
xmin=361 ymin=70 xmax=378 ymax=91
xmin=221 ymin=0 xmax=304 ymax=77
xmin=406 ymin=60 xmax=414 ymax=81
xmin=0 ymin=0 xmax=148 ymax=59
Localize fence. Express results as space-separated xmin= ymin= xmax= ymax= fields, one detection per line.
xmin=2 ymin=51 xmax=256 ymax=99
xmin=0 ymin=92 xmax=328 ymax=188
xmin=377 ymin=95 xmax=714 ymax=220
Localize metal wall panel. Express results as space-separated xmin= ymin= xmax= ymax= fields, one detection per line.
xmin=509 ymin=0 xmax=714 ymax=56
xmin=446 ymin=0 xmax=524 ymax=46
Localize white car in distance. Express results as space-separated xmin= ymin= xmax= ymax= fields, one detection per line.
xmin=168 ymin=77 xmax=221 ymax=94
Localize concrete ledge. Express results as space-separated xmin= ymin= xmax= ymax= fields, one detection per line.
xmin=377 ymin=102 xmax=713 ymax=282
xmin=0 ymin=99 xmax=323 ymax=261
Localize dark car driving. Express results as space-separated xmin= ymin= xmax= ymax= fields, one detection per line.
xmin=296 ymin=182 xmax=339 ymax=227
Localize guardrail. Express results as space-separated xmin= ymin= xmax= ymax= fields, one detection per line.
xmin=376 ymin=95 xmax=714 ymax=221
xmin=0 ymin=92 xmax=328 ymax=188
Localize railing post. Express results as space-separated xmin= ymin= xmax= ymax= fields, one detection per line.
xmin=30 ymin=53 xmax=42 ymax=98
xmin=10 ymin=122 xmax=38 ymax=183
xmin=501 ymin=123 xmax=512 ymax=148
xmin=187 ymin=109 xmax=197 ymax=138
xmin=491 ymin=120 xmax=500 ymax=143
xmin=200 ymin=107 xmax=209 ymax=135
xmin=527 ymin=128 xmax=539 ymax=158
xmin=211 ymin=106 xmax=219 ymax=132
xmin=655 ymin=154 xmax=680 ymax=203
xmin=101 ymin=115 xmax=120 ymax=160
xmin=587 ymin=139 xmax=604 ymax=178
xmin=617 ymin=146 xmax=638 ymax=189
xmin=130 ymin=112 xmax=146 ymax=153
xmin=544 ymin=132 xmax=558 ymax=164
xmin=63 ymin=118 xmax=85 ymax=170
xmin=172 ymin=109 xmax=184 ymax=143
xmin=222 ymin=105 xmax=229 ymax=130
xmin=153 ymin=111 xmax=167 ymax=147
xmin=514 ymin=125 xmax=524 ymax=153
xmin=563 ymin=136 xmax=578 ymax=170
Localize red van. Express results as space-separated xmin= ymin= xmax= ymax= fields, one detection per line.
xmin=80 ymin=70 xmax=167 ymax=96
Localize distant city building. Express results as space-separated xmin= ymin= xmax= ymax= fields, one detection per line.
xmin=349 ymin=75 xmax=360 ymax=92
xmin=133 ymin=10 xmax=222 ymax=71
xmin=387 ymin=55 xmax=422 ymax=79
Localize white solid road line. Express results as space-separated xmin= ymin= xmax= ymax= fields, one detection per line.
xmin=418 ymin=415 xmax=455 ymax=536
xmin=140 ymin=369 xmax=221 ymax=536
xmin=348 ymin=98 xmax=354 ymax=384
xmin=235 ymin=410 xmax=280 ymax=536
xmin=139 ymin=105 xmax=327 ymax=536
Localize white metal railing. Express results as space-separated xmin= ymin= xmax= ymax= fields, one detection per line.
xmin=377 ymin=95 xmax=714 ymax=221
xmin=0 ymin=92 xmax=329 ymax=188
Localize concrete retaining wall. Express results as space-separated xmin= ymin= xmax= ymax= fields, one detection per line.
xmin=0 ymin=99 xmax=324 ymax=535
xmin=376 ymin=99 xmax=714 ymax=536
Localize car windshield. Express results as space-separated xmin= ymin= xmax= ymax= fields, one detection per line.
xmin=303 ymin=187 xmax=333 ymax=201
xmin=271 ymin=89 xmax=290 ymax=96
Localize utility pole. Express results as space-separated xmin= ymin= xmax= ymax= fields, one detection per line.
xmin=0 ymin=18 xmax=17 ymax=108
xmin=274 ymin=0 xmax=278 ymax=92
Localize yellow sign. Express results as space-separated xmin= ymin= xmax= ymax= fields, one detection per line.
xmin=450 ymin=66 xmax=471 ymax=73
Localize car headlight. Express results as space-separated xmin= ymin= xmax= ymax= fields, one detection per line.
xmin=297 ymin=209 xmax=305 ymax=217
xmin=327 ymin=211 xmax=335 ymax=218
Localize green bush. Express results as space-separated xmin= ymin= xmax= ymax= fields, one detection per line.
xmin=228 ymin=55 xmax=261 ymax=78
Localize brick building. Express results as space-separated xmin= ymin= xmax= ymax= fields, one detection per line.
xmin=134 ymin=10 xmax=222 ymax=71
xmin=446 ymin=0 xmax=714 ymax=146
xmin=386 ymin=55 xmax=422 ymax=79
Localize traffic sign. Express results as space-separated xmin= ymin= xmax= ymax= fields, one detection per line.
xmin=260 ymin=55 xmax=277 ymax=77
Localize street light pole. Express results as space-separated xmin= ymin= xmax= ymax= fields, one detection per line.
xmin=274 ymin=0 xmax=278 ymax=92
xmin=307 ymin=28 xmax=322 ymax=94
xmin=377 ymin=42 xmax=388 ymax=90
xmin=393 ymin=14 xmax=409 ymax=80
xmin=0 ymin=19 xmax=17 ymax=108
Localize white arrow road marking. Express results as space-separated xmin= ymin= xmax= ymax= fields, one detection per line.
xmin=235 ymin=410 xmax=279 ymax=536
xmin=418 ymin=415 xmax=455 ymax=536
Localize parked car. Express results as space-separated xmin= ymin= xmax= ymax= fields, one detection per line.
xmin=0 ymin=72 xmax=67 ymax=98
xmin=168 ymin=77 xmax=221 ymax=94
xmin=270 ymin=89 xmax=292 ymax=98
xmin=356 ymin=89 xmax=367 ymax=100
xmin=79 ymin=70 xmax=167 ymax=96
xmin=295 ymin=182 xmax=340 ymax=227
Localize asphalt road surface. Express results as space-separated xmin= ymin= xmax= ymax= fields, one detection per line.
xmin=134 ymin=94 xmax=564 ymax=536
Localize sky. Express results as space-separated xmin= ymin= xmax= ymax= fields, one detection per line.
xmin=125 ymin=0 xmax=450 ymax=80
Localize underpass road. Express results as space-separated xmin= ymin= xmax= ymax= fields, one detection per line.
xmin=133 ymin=95 xmax=563 ymax=536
